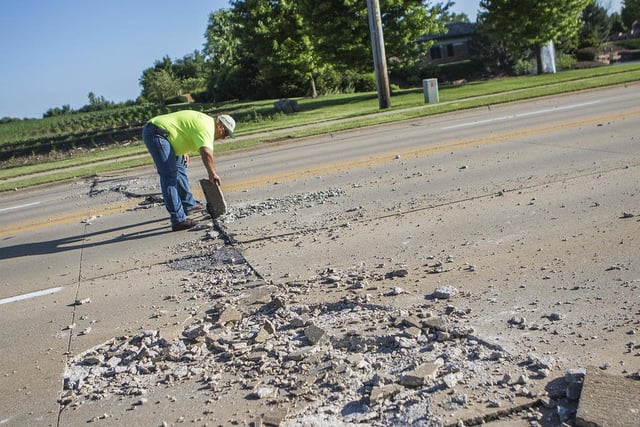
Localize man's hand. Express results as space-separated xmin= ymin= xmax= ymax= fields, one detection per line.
xmin=209 ymin=172 xmax=222 ymax=186
xmin=183 ymin=154 xmax=190 ymax=167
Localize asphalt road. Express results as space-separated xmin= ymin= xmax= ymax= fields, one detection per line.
xmin=0 ymin=84 xmax=638 ymax=426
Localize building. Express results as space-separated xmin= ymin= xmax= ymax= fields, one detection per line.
xmin=420 ymin=22 xmax=476 ymax=64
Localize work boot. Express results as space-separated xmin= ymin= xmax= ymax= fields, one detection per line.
xmin=185 ymin=203 xmax=205 ymax=215
xmin=171 ymin=218 xmax=198 ymax=232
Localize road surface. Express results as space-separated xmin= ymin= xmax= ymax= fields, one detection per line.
xmin=0 ymin=84 xmax=638 ymax=426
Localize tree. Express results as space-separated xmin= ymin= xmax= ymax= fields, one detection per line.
xmin=139 ymin=69 xmax=181 ymax=104
xmin=43 ymin=104 xmax=72 ymax=118
xmin=139 ymin=51 xmax=209 ymax=103
xmin=478 ymin=0 xmax=591 ymax=74
xmin=203 ymin=8 xmax=251 ymax=101
xmin=172 ymin=50 xmax=207 ymax=80
xmin=469 ymin=24 xmax=520 ymax=75
xmin=381 ymin=0 xmax=444 ymax=68
xmin=610 ymin=12 xmax=626 ymax=36
xmin=298 ymin=0 xmax=371 ymax=74
xmin=79 ymin=92 xmax=114 ymax=113
xmin=204 ymin=8 xmax=240 ymax=67
xmin=228 ymin=0 xmax=319 ymax=99
xmin=300 ymin=0 xmax=443 ymax=74
xmin=621 ymin=0 xmax=640 ymax=30
xmin=202 ymin=0 xmax=445 ymax=99
xmin=579 ymin=2 xmax=613 ymax=48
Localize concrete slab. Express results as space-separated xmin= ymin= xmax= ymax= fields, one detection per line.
xmin=67 ymin=263 xmax=198 ymax=356
xmin=0 ymin=224 xmax=87 ymax=299
xmin=576 ymin=369 xmax=640 ymax=427
xmin=0 ymin=286 xmax=77 ymax=427
xmin=75 ymin=207 xmax=201 ymax=281
xmin=200 ymin=179 xmax=227 ymax=218
xmin=0 ymin=200 xmax=188 ymax=299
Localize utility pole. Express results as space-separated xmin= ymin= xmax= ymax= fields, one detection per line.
xmin=366 ymin=0 xmax=391 ymax=109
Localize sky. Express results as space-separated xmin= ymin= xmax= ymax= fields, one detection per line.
xmin=0 ymin=0 xmax=624 ymax=119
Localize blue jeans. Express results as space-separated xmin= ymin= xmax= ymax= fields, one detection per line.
xmin=142 ymin=124 xmax=197 ymax=226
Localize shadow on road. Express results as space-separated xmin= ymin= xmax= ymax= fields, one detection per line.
xmin=0 ymin=218 xmax=169 ymax=260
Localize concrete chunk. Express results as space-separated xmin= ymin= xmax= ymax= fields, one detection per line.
xmin=218 ymin=306 xmax=242 ymax=325
xmin=304 ymin=325 xmax=327 ymax=345
xmin=200 ymin=179 xmax=227 ymax=218
xmin=575 ymin=368 xmax=640 ymax=427
xmin=399 ymin=358 xmax=444 ymax=387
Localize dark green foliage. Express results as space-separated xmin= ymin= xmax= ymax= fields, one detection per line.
xmin=576 ymin=47 xmax=598 ymax=61
xmin=43 ymin=104 xmax=73 ymax=118
xmin=579 ymin=3 xmax=613 ymax=48
xmin=621 ymin=0 xmax=640 ymax=29
xmin=478 ymin=0 xmax=591 ymax=74
xmin=615 ymin=38 xmax=640 ymax=49
xmin=468 ymin=25 xmax=525 ymax=75
xmin=202 ymin=0 xmax=442 ymax=101
xmin=164 ymin=95 xmax=191 ymax=105
xmin=139 ymin=51 xmax=208 ymax=104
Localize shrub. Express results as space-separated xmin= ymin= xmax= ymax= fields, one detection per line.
xmin=576 ymin=47 xmax=598 ymax=61
xmin=614 ymin=39 xmax=640 ymax=50
xmin=513 ymin=59 xmax=535 ymax=76
xmin=437 ymin=61 xmax=478 ymax=82
xmin=418 ymin=64 xmax=441 ymax=81
xmin=314 ymin=68 xmax=343 ymax=95
xmin=556 ymin=53 xmax=577 ymax=70
xmin=164 ymin=95 xmax=191 ymax=105
xmin=349 ymin=72 xmax=377 ymax=92
xmin=314 ymin=70 xmax=376 ymax=95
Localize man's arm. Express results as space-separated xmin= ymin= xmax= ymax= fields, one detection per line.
xmin=199 ymin=146 xmax=221 ymax=186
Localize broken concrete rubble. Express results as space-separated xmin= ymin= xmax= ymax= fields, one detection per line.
xmin=60 ymin=186 xmax=639 ymax=426
xmin=62 ymin=248 xmax=590 ymax=426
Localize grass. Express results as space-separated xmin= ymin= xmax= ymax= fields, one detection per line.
xmin=1 ymin=62 xmax=640 ymax=192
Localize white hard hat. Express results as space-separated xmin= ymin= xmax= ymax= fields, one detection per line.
xmin=217 ymin=115 xmax=236 ymax=137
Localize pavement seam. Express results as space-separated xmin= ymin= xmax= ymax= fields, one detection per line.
xmin=56 ymin=220 xmax=90 ymax=427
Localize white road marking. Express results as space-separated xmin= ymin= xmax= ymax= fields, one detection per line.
xmin=0 ymin=286 xmax=63 ymax=305
xmin=441 ymin=101 xmax=601 ymax=130
xmin=0 ymin=201 xmax=41 ymax=213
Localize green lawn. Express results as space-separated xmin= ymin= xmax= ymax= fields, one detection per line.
xmin=1 ymin=62 xmax=640 ymax=192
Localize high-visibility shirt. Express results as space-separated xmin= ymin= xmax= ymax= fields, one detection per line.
xmin=150 ymin=110 xmax=215 ymax=155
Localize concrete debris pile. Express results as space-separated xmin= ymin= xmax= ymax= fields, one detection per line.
xmin=220 ymin=188 xmax=345 ymax=221
xmin=61 ymin=249 xmax=584 ymax=426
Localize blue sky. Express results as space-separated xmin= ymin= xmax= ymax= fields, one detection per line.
xmin=0 ymin=0 xmax=623 ymax=119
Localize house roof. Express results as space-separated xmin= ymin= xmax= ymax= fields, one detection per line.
xmin=419 ymin=22 xmax=476 ymax=42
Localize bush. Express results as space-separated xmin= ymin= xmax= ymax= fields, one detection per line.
xmin=513 ymin=59 xmax=535 ymax=76
xmin=437 ymin=61 xmax=478 ymax=82
xmin=314 ymin=70 xmax=377 ymax=95
xmin=164 ymin=95 xmax=191 ymax=105
xmin=556 ymin=53 xmax=577 ymax=70
xmin=314 ymin=68 xmax=343 ymax=95
xmin=417 ymin=64 xmax=441 ymax=81
xmin=576 ymin=47 xmax=598 ymax=61
xmin=191 ymin=90 xmax=214 ymax=103
xmin=349 ymin=72 xmax=377 ymax=92
xmin=614 ymin=39 xmax=640 ymax=50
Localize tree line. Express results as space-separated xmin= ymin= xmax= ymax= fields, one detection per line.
xmin=138 ymin=0 xmax=639 ymax=105
xmin=4 ymin=0 xmax=638 ymax=122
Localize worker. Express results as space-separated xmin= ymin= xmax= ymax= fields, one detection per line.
xmin=142 ymin=110 xmax=235 ymax=231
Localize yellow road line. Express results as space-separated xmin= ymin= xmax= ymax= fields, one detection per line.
xmin=2 ymin=107 xmax=638 ymax=237
xmin=223 ymin=107 xmax=640 ymax=190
